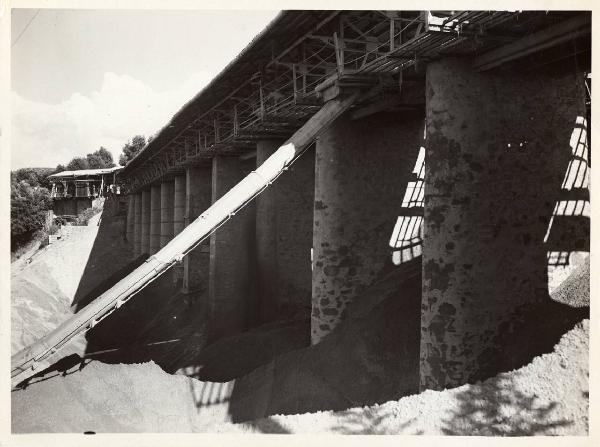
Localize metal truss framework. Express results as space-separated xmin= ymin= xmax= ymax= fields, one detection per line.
xmin=125 ymin=10 xmax=589 ymax=192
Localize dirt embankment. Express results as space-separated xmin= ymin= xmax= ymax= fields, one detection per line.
xmin=11 ymin=212 xmax=102 ymax=355
xmin=215 ymin=318 xmax=590 ymax=435
xmin=11 ymin=318 xmax=589 ymax=434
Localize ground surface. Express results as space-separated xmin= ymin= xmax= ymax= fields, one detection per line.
xmin=214 ymin=319 xmax=590 ymax=435
xmin=11 ymin=199 xmax=590 ymax=434
xmin=10 ymin=212 xmax=101 ymax=354
xmin=11 ymin=319 xmax=589 ymax=434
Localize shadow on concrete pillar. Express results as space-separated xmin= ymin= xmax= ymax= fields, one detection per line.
xmin=311 ymin=110 xmax=423 ymax=344
xmin=140 ymin=188 xmax=151 ymax=255
xmin=209 ymin=155 xmax=257 ymax=339
xmin=133 ymin=192 xmax=142 ymax=257
xmin=183 ymin=165 xmax=212 ymax=300
xmin=256 ymin=139 xmax=315 ymax=324
xmin=149 ymin=184 xmax=161 ymax=255
xmin=171 ymin=173 xmax=186 ymax=285
xmin=160 ymin=180 xmax=174 ymax=248
xmin=420 ymin=57 xmax=589 ymax=391
xmin=126 ymin=195 xmax=135 ymax=243
xmin=173 ymin=174 xmax=186 ymax=236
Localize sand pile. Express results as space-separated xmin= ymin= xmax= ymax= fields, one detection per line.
xmin=11 ymin=212 xmax=102 ymax=354
xmin=214 ymin=319 xmax=589 ymax=435
xmin=11 ymin=318 xmax=589 ymax=434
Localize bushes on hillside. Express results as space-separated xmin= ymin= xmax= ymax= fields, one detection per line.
xmin=11 ymin=180 xmax=52 ymax=249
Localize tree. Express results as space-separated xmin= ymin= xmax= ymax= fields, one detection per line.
xmin=119 ymin=135 xmax=147 ymax=166
xmin=12 ymin=168 xmax=55 ymax=190
xmin=87 ymin=146 xmax=115 ymax=169
xmin=11 ymin=179 xmax=52 ymax=248
xmin=66 ymin=157 xmax=90 ymax=171
xmin=63 ymin=147 xmax=115 ymax=171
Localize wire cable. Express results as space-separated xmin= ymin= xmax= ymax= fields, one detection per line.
xmin=12 ymin=9 xmax=40 ymax=48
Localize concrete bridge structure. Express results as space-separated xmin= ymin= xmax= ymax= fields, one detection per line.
xmin=120 ymin=10 xmax=591 ymax=392
xmin=14 ymin=10 xmax=590 ymax=398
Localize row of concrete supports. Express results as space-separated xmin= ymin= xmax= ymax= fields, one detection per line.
xmin=125 ymin=58 xmax=589 ymax=392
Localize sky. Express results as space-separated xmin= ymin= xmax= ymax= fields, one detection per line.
xmin=10 ymin=8 xmax=280 ymax=169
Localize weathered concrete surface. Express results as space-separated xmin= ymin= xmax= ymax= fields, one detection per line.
xmin=159 ymin=181 xmax=174 ymax=248
xmin=140 ymin=188 xmax=151 ymax=255
xmin=256 ymin=140 xmax=314 ymax=323
xmin=173 ymin=174 xmax=186 ymax=237
xmin=209 ymin=156 xmax=256 ymax=339
xmin=126 ymin=195 xmax=135 ymax=243
xmin=133 ymin=193 xmax=142 ymax=257
xmin=149 ymin=184 xmax=161 ymax=255
xmin=172 ymin=174 xmax=187 ymax=284
xmin=311 ymin=111 xmax=423 ymax=343
xmin=183 ymin=165 xmax=212 ymax=296
xmin=421 ymin=57 xmax=589 ymax=391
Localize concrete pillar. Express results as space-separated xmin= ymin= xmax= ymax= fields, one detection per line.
xmin=420 ymin=58 xmax=588 ymax=391
xmin=126 ymin=195 xmax=135 ymax=243
xmin=209 ymin=155 xmax=256 ymax=338
xmin=311 ymin=112 xmax=423 ymax=344
xmin=140 ymin=188 xmax=152 ymax=255
xmin=149 ymin=184 xmax=162 ymax=255
xmin=160 ymin=181 xmax=174 ymax=248
xmin=183 ymin=165 xmax=212 ymax=294
xmin=173 ymin=174 xmax=186 ymax=236
xmin=256 ymin=139 xmax=314 ymax=323
xmin=133 ymin=192 xmax=142 ymax=256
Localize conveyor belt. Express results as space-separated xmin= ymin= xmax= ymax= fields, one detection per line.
xmin=11 ymin=91 xmax=360 ymax=388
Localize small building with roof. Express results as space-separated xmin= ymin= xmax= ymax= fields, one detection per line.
xmin=48 ymin=166 xmax=123 ymax=217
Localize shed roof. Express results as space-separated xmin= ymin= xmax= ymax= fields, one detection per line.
xmin=48 ymin=166 xmax=123 ymax=179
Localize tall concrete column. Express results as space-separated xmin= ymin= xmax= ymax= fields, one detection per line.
xmin=160 ymin=180 xmax=174 ymax=248
xmin=171 ymin=173 xmax=187 ymax=284
xmin=256 ymin=139 xmax=314 ymax=323
xmin=173 ymin=174 xmax=186 ymax=236
xmin=133 ymin=192 xmax=142 ymax=257
xmin=311 ymin=112 xmax=423 ymax=344
xmin=209 ymin=155 xmax=256 ymax=338
xmin=421 ymin=57 xmax=588 ymax=391
xmin=140 ymin=188 xmax=152 ymax=255
xmin=126 ymin=195 xmax=135 ymax=243
xmin=149 ymin=184 xmax=162 ymax=255
xmin=183 ymin=165 xmax=212 ymax=294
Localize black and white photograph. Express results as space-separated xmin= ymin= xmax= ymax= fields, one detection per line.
xmin=2 ymin=0 xmax=596 ymax=441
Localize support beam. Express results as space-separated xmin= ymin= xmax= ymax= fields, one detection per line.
xmin=140 ymin=188 xmax=152 ymax=255
xmin=133 ymin=193 xmax=142 ymax=257
xmin=256 ymin=139 xmax=314 ymax=323
xmin=173 ymin=174 xmax=186 ymax=236
xmin=160 ymin=181 xmax=175 ymax=248
xmin=126 ymin=195 xmax=135 ymax=243
xmin=149 ymin=184 xmax=162 ymax=255
xmin=311 ymin=111 xmax=423 ymax=344
xmin=209 ymin=155 xmax=257 ymax=339
xmin=421 ymin=57 xmax=588 ymax=391
xmin=183 ymin=166 xmax=212 ymax=295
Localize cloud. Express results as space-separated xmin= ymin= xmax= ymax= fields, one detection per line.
xmin=11 ymin=71 xmax=213 ymax=169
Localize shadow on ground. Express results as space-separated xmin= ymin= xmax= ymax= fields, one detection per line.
xmin=441 ymin=375 xmax=573 ymax=436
